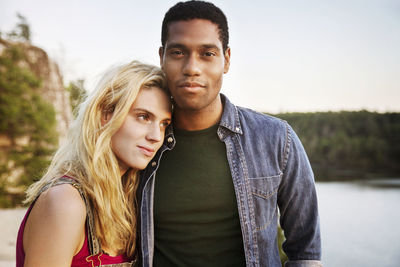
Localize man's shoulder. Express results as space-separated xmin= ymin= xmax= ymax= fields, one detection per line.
xmin=237 ymin=105 xmax=282 ymax=120
xmin=236 ymin=105 xmax=288 ymax=132
xmin=220 ymin=94 xmax=291 ymax=139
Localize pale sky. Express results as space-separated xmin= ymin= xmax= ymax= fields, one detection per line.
xmin=1 ymin=0 xmax=399 ymax=113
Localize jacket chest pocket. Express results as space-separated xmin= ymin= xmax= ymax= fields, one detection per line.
xmin=249 ymin=173 xmax=282 ymax=231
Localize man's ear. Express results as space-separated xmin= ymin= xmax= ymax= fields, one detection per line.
xmin=223 ymin=47 xmax=231 ymax=74
xmin=159 ymin=46 xmax=164 ymax=67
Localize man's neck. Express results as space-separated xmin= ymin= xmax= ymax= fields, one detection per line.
xmin=174 ymin=96 xmax=223 ymax=131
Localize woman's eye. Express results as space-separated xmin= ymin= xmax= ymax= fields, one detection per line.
xmin=160 ymin=121 xmax=171 ymax=128
xmin=137 ymin=114 xmax=150 ymax=121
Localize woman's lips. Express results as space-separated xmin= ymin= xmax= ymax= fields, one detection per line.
xmin=138 ymin=146 xmax=155 ymax=157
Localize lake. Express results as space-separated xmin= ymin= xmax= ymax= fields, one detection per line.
xmin=317 ymin=180 xmax=400 ymax=267
xmin=1 ymin=179 xmax=399 ymax=266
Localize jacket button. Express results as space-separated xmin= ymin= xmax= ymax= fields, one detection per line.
xmin=167 ymin=137 xmax=173 ymax=143
xmin=151 ymin=161 xmax=157 ymax=167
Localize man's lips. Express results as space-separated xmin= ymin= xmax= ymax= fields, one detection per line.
xmin=137 ymin=146 xmax=155 ymax=157
xmin=178 ymin=81 xmax=205 ymax=91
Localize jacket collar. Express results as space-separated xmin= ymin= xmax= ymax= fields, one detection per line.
xmin=142 ymin=94 xmax=240 ymax=178
xmin=166 ymin=93 xmax=243 ymax=142
xmin=219 ymin=93 xmax=243 ymax=135
xmin=162 ymin=124 xmax=175 ymax=149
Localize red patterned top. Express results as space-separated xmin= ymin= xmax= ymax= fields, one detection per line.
xmin=16 ymin=178 xmax=133 ymax=266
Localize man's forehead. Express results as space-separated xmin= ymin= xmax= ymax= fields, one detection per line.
xmin=165 ymin=19 xmax=222 ymax=48
xmin=167 ymin=19 xmax=219 ymax=35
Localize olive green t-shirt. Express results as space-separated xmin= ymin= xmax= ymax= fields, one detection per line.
xmin=153 ymin=123 xmax=246 ymax=267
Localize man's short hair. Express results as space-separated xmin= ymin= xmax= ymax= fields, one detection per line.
xmin=161 ymin=0 xmax=229 ymax=52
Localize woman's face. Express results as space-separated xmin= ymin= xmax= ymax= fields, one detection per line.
xmin=111 ymin=86 xmax=171 ymax=174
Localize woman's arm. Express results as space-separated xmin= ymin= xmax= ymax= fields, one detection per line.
xmin=23 ymin=184 xmax=87 ymax=267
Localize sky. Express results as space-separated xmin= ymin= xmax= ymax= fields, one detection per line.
xmin=1 ymin=0 xmax=399 ymax=113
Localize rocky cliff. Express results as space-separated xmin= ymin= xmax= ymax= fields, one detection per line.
xmin=0 ymin=39 xmax=73 ymax=202
xmin=0 ymin=39 xmax=73 ymax=143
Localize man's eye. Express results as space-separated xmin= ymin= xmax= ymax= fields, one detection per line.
xmin=204 ymin=51 xmax=216 ymax=57
xmin=170 ymin=50 xmax=184 ymax=56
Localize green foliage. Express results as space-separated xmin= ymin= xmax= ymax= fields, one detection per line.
xmin=6 ymin=13 xmax=31 ymax=42
xmin=275 ymin=111 xmax=400 ymax=180
xmin=66 ymin=79 xmax=87 ymax=116
xmin=277 ymin=225 xmax=288 ymax=266
xmin=0 ymin=42 xmax=58 ymax=205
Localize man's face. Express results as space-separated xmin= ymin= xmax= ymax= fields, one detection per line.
xmin=159 ymin=19 xmax=230 ymax=112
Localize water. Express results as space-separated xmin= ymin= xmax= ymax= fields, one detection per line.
xmin=1 ymin=180 xmax=400 ymax=266
xmin=317 ymin=180 xmax=400 ymax=267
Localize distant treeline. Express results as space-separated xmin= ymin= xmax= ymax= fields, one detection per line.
xmin=274 ymin=111 xmax=400 ymax=181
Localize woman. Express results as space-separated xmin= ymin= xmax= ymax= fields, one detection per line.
xmin=16 ymin=61 xmax=172 ymax=266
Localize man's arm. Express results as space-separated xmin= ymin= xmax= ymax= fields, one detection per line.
xmin=277 ymin=124 xmax=322 ymax=267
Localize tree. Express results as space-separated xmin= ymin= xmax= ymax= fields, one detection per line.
xmin=275 ymin=111 xmax=400 ymax=180
xmin=6 ymin=13 xmax=31 ymax=42
xmin=0 ymin=43 xmax=58 ymax=206
xmin=66 ymin=79 xmax=87 ymax=116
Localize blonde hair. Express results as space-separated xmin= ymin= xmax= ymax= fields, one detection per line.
xmin=25 ymin=60 xmax=168 ymax=257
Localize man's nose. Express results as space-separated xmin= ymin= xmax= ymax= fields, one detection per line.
xmin=183 ymin=54 xmax=201 ymax=76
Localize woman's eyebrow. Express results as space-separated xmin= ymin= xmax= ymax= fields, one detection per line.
xmin=131 ymin=108 xmax=155 ymax=117
xmin=132 ymin=108 xmax=171 ymax=121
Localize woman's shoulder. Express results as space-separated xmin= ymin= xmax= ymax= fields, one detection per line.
xmin=26 ymin=183 xmax=87 ymax=236
xmin=23 ymin=183 xmax=87 ymax=265
xmin=38 ymin=183 xmax=86 ymax=215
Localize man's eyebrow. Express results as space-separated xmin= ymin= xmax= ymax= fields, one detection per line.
xmin=165 ymin=43 xmax=186 ymax=49
xmin=201 ymin=44 xmax=220 ymax=50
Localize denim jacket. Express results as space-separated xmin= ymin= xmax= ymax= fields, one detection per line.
xmin=138 ymin=94 xmax=322 ymax=267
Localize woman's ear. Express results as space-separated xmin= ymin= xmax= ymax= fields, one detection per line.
xmin=101 ymin=112 xmax=112 ymax=126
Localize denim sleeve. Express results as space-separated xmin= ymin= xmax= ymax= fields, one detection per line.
xmin=277 ymin=123 xmax=322 ymax=266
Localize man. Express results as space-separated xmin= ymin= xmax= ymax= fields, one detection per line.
xmin=138 ymin=1 xmax=322 ymax=266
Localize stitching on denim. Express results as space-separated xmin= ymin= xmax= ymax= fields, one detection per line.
xmin=255 ymin=216 xmax=273 ymax=231
xmin=282 ymin=121 xmax=292 ymax=173
xmin=252 ymin=188 xmax=278 ymax=199
xmin=255 ymin=208 xmax=278 ymax=232
xmin=249 ymin=174 xmax=281 ymax=180
xmin=234 ymin=133 xmax=259 ymax=264
xmin=229 ymin=133 xmax=257 ymax=265
xmin=234 ymin=105 xmax=242 ymax=134
xmin=228 ymin=136 xmax=252 ymax=266
xmin=100 ymin=263 xmax=135 ymax=267
xmin=229 ymin=136 xmax=247 ymax=246
xmin=219 ymin=104 xmax=242 ymax=134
